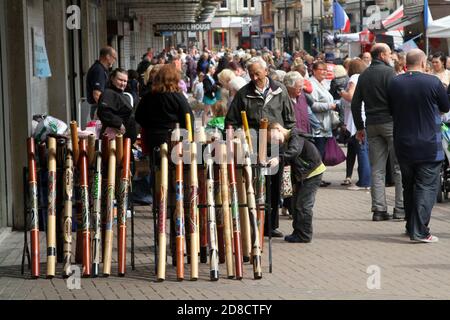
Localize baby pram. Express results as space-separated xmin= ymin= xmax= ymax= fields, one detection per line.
xmin=437 ymin=123 xmax=450 ymax=203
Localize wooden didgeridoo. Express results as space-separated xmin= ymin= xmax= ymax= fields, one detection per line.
xmin=186 ymin=114 xmax=199 ymax=281
xmin=79 ymin=138 xmax=91 ymax=277
xmin=46 ymin=137 xmax=57 ymax=279
xmin=156 ymin=143 xmax=169 ymax=282
xmin=117 ymin=138 xmax=131 ymax=277
xmin=62 ymin=139 xmax=74 ymax=278
xmin=103 ymin=138 xmax=116 ymax=277
xmin=219 ymin=143 xmax=235 ymax=279
xmin=27 ymin=137 xmax=40 ymax=279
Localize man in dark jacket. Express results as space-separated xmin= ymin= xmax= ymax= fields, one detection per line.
xmin=351 ymin=43 xmax=404 ymax=222
xmin=388 ymin=49 xmax=450 ymax=243
xmin=225 ymin=56 xmax=296 ymax=238
xmin=267 ymin=123 xmax=325 ymax=243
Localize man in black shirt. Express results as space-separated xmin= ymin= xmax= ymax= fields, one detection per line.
xmin=351 ymin=43 xmax=404 ymax=222
xmin=86 ymin=46 xmax=117 ymax=119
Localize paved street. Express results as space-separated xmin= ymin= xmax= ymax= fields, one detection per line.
xmin=1 ymin=159 xmax=450 ymax=300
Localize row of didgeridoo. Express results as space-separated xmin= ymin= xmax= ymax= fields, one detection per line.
xmin=27 ymin=121 xmax=132 ymax=279
xmin=155 ymin=112 xmax=269 ymax=282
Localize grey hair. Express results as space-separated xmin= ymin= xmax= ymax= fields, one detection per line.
xmin=283 ymin=71 xmax=304 ymax=88
xmin=246 ymin=56 xmax=267 ymax=70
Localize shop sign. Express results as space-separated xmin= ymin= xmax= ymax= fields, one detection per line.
xmin=154 ymin=23 xmax=211 ymax=32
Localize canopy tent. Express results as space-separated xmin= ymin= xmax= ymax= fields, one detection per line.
xmin=335 ymin=29 xmax=403 ymax=49
xmin=335 ymin=32 xmax=360 ymax=42
xmin=426 ymin=15 xmax=450 ymax=38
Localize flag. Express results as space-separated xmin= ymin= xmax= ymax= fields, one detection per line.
xmin=333 ymin=1 xmax=351 ymax=33
xmin=382 ymin=5 xmax=404 ymax=31
xmin=400 ymin=39 xmax=418 ymax=52
xmin=424 ymin=0 xmax=433 ymax=30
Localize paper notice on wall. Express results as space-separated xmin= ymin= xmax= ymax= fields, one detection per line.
xmin=32 ymin=27 xmax=52 ymax=78
xmin=242 ymin=24 xmax=251 ymax=37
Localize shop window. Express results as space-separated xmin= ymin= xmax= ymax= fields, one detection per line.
xmin=220 ymin=0 xmax=228 ymax=9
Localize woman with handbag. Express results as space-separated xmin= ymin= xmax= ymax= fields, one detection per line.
xmin=339 ymin=59 xmax=371 ymax=191
xmin=309 ymin=61 xmax=338 ymax=187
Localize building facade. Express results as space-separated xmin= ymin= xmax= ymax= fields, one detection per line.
xmin=210 ymin=0 xmax=262 ymax=50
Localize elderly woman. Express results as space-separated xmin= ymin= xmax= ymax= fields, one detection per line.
xmin=217 ymin=69 xmax=236 ymax=91
xmin=227 ymin=76 xmax=247 ymax=108
xmin=135 ymin=63 xmax=194 ymax=156
xmin=283 ymin=71 xmax=320 ymax=135
xmin=310 ymin=61 xmax=338 ymax=186
xmin=97 ymin=68 xmax=137 ymax=144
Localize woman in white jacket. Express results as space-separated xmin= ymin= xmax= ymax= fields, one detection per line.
xmin=309 ymin=61 xmax=338 ymax=187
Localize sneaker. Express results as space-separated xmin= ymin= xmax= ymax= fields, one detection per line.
xmin=341 ymin=178 xmax=352 ymax=186
xmin=413 ymin=235 xmax=439 ymax=243
xmin=372 ymin=211 xmax=391 ymax=221
xmin=284 ymin=234 xmax=311 ymax=243
xmin=348 ymin=185 xmax=371 ymax=191
xmin=320 ymin=181 xmax=331 ymax=187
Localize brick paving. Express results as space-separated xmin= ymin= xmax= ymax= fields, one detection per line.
xmin=1 ymin=159 xmax=450 ymax=300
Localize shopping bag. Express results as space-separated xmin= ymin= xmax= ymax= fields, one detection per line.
xmin=323 ymin=137 xmax=346 ymax=166
xmin=281 ymin=165 xmax=293 ymax=198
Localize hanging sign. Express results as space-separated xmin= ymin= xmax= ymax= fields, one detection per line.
xmin=32 ymin=27 xmax=52 ymax=78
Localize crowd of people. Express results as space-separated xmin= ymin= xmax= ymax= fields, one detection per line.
xmin=86 ymin=43 xmax=450 ymax=245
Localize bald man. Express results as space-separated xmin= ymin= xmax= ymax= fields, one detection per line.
xmin=387 ymin=49 xmax=449 ymax=243
xmin=86 ymin=46 xmax=117 ymax=119
xmin=351 ymin=43 xmax=404 ymax=222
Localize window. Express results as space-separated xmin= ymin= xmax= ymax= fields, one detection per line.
xmin=220 ymin=0 xmax=227 ymax=9
xmin=213 ymin=30 xmax=228 ymax=48
xmin=294 ymin=11 xmax=299 ymax=29
xmin=243 ymin=0 xmax=254 ymax=9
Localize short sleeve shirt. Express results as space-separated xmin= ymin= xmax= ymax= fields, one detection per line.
xmin=86 ymin=61 xmax=109 ymax=104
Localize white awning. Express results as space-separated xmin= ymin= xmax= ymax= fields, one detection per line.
xmin=427 ymin=15 xmax=450 ymax=38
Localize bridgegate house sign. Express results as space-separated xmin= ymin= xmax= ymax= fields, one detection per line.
xmin=154 ymin=23 xmax=211 ymax=32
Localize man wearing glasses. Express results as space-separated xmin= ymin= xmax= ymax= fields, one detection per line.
xmin=86 ymin=46 xmax=117 ymax=120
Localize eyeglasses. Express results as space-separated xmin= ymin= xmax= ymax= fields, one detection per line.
xmin=315 ymin=68 xmax=327 ymax=71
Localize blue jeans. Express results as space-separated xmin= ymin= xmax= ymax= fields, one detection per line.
xmin=346 ymin=135 xmax=371 ymax=187
xmin=400 ymin=161 xmax=441 ymax=240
